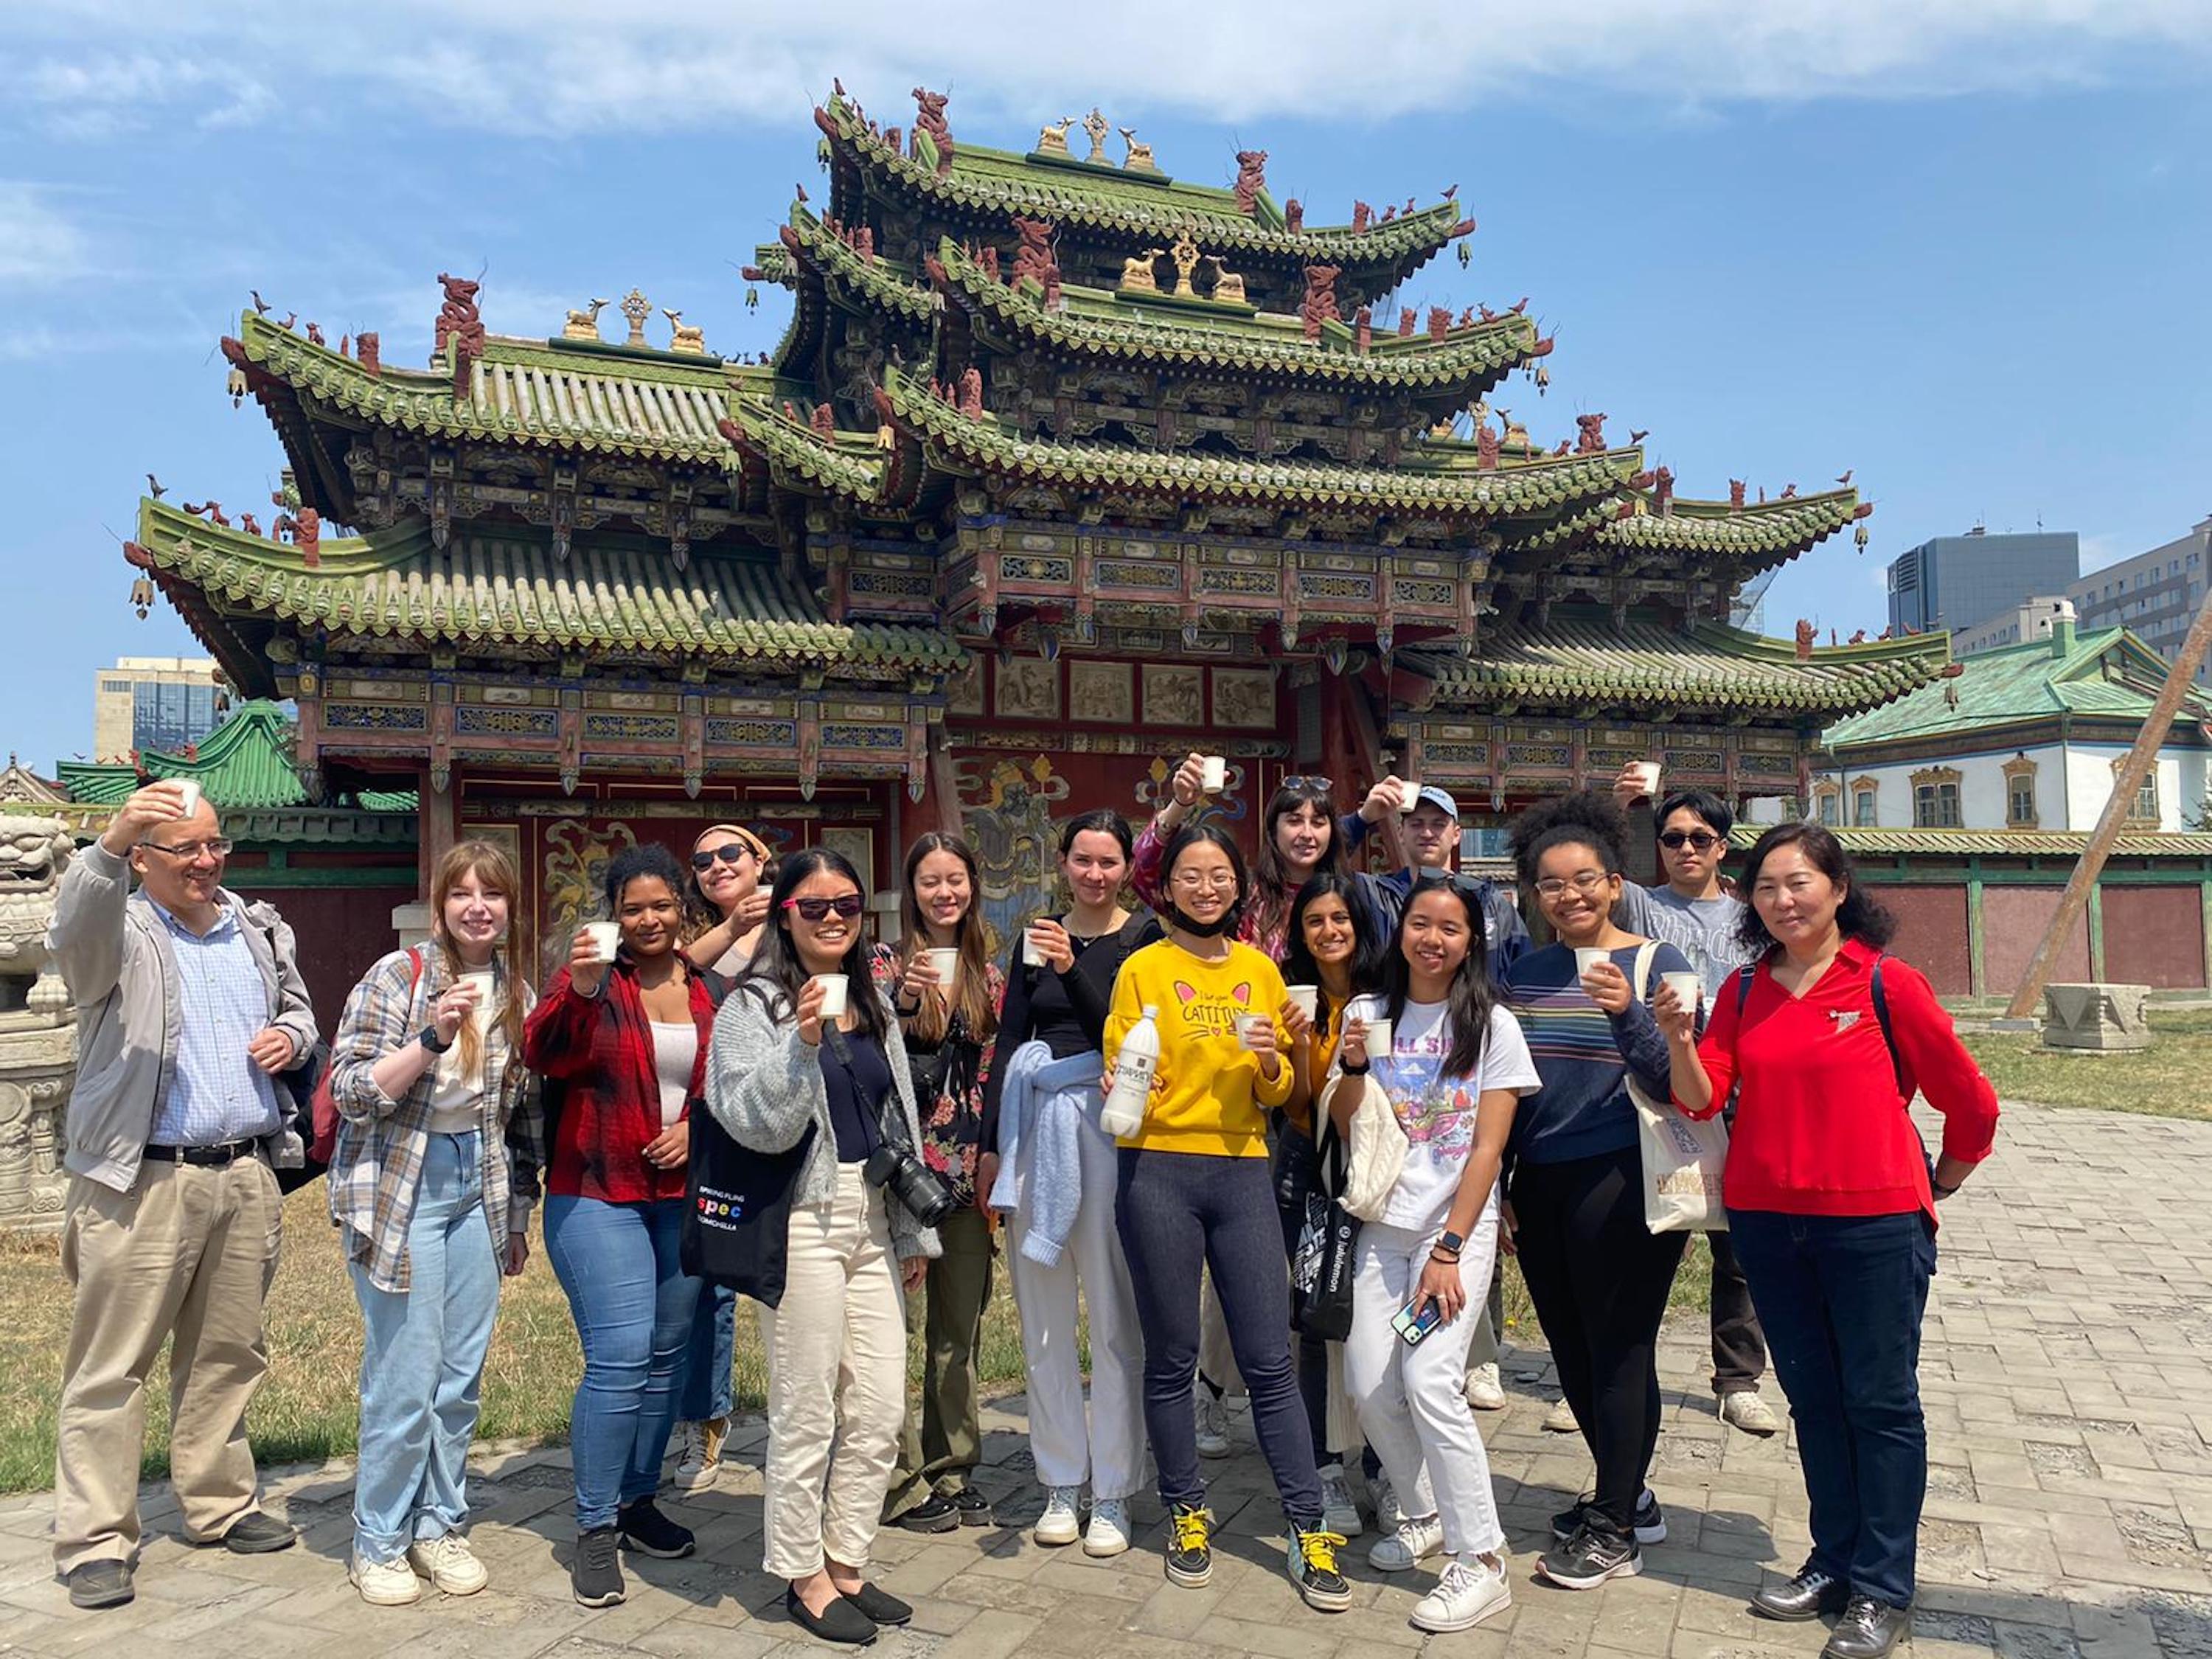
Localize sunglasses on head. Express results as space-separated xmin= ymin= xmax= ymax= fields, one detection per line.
xmin=1279 ymin=776 xmax=1335 ymax=795
xmin=1659 ymin=830 xmax=1723 ymax=852
xmin=782 ymin=894 xmax=865 ymax=922
xmin=691 ymin=844 xmax=756 ymax=871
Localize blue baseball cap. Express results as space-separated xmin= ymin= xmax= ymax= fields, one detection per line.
xmin=1413 ymin=785 xmax=1461 ymax=819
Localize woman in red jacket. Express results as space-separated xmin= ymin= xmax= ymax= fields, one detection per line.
xmin=1660 ymin=824 xmax=1997 ymax=1659
xmin=523 ymin=844 xmax=717 ymax=1610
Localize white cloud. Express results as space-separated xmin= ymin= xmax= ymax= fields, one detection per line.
xmin=0 ymin=184 xmax=87 ymax=284
xmin=5 ymin=1 xmax=2210 ymax=137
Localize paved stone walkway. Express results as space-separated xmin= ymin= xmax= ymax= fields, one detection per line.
xmin=0 ymin=1099 xmax=2207 ymax=1658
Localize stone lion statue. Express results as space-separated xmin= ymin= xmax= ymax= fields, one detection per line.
xmin=0 ymin=815 xmax=73 ymax=1020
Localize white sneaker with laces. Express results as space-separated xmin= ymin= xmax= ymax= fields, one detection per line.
xmin=1317 ymin=1464 xmax=1364 ymax=1539
xmin=1084 ymin=1496 xmax=1132 ymax=1557
xmin=1368 ymin=1513 xmax=1445 ymax=1573
xmin=672 ymin=1416 xmax=726 ymax=1492
xmin=350 ymin=1551 xmax=424 ymax=1606
xmin=1722 ymin=1390 xmax=1781 ymax=1436
xmin=1370 ymin=1471 xmax=1405 ymax=1532
xmin=1543 ymin=1395 xmax=1579 ymax=1433
xmin=1465 ymin=1360 xmax=1506 ymax=1411
xmin=407 ymin=1531 xmax=489 ymax=1596
xmin=1194 ymin=1388 xmax=1231 ymax=1458
xmin=1411 ymin=1555 xmax=1512 ymax=1633
xmin=1034 ymin=1485 xmax=1082 ymax=1547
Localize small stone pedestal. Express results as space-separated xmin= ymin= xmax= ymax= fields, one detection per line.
xmin=2041 ymin=983 xmax=2153 ymax=1052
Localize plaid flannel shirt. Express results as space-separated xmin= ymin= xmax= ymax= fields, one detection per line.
xmin=327 ymin=946 xmax=546 ymax=1293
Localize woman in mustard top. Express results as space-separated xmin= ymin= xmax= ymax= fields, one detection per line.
xmin=1105 ymin=824 xmax=1351 ymax=1615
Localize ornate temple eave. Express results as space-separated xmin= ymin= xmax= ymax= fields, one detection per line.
xmin=1600 ymin=487 xmax=1871 ymax=571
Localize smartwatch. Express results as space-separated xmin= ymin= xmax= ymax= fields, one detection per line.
xmin=1438 ymin=1228 xmax=1466 ymax=1254
xmin=418 ymin=1025 xmax=454 ymax=1055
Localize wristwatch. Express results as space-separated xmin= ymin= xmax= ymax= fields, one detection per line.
xmin=1438 ymin=1228 xmax=1466 ymax=1253
xmin=418 ymin=1025 xmax=453 ymax=1054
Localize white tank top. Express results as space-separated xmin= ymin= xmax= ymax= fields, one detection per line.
xmin=650 ymin=1021 xmax=698 ymax=1130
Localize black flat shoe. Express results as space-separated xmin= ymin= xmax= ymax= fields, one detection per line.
xmin=1823 ymin=1595 xmax=1912 ymax=1659
xmin=786 ymin=1587 xmax=878 ymax=1646
xmin=893 ymin=1492 xmax=960 ymax=1534
xmin=842 ymin=1581 xmax=914 ymax=1625
xmin=1753 ymin=1565 xmax=1848 ymax=1622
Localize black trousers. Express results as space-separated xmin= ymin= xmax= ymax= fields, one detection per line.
xmin=1706 ymin=1229 xmax=1769 ymax=1395
xmin=1510 ymin=1143 xmax=1687 ymax=1534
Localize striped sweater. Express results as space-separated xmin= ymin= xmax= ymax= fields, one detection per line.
xmin=1502 ymin=940 xmax=1688 ymax=1166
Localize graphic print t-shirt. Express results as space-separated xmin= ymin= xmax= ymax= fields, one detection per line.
xmin=1105 ymin=939 xmax=1294 ymax=1158
xmin=1350 ymin=995 xmax=1541 ymax=1231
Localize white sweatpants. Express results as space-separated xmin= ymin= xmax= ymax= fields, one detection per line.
xmin=1344 ymin=1209 xmax=1506 ymax=1559
xmin=1006 ymin=1119 xmax=1149 ymax=1500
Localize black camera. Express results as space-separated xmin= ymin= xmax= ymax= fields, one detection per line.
xmin=863 ymin=1141 xmax=957 ymax=1229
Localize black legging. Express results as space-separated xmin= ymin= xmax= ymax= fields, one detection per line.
xmin=1509 ymin=1142 xmax=1688 ymax=1534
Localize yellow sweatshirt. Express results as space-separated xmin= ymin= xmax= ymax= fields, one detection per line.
xmin=1105 ymin=939 xmax=1293 ymax=1157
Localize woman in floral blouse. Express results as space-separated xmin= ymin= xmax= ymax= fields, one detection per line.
xmin=875 ymin=832 xmax=1004 ymax=1531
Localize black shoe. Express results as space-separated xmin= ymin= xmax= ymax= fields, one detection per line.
xmin=616 ymin=1497 xmax=696 ymax=1559
xmin=64 ymin=1560 xmax=133 ymax=1610
xmin=841 ymin=1581 xmax=914 ymax=1626
xmin=571 ymin=1526 xmax=625 ymax=1607
xmin=1286 ymin=1524 xmax=1353 ymax=1613
xmin=1753 ymin=1564 xmax=1850 ymax=1622
xmin=1551 ymin=1488 xmax=1665 ymax=1545
xmin=950 ymin=1487 xmax=995 ymax=1527
xmin=1165 ymin=1502 xmax=1214 ymax=1589
xmin=220 ymin=1511 xmax=299 ymax=1554
xmin=786 ymin=1586 xmax=879 ymax=1646
xmin=1823 ymin=1596 xmax=1911 ymax=1659
xmin=1537 ymin=1523 xmax=1641 ymax=1590
xmin=894 ymin=1492 xmax=961 ymax=1534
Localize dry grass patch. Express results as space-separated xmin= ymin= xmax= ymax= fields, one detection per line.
xmin=1961 ymin=1005 xmax=2212 ymax=1121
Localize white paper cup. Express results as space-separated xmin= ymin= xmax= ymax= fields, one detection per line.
xmin=1630 ymin=760 xmax=1662 ymax=797
xmin=1363 ymin=1017 xmax=1394 ymax=1060
xmin=1286 ymin=984 xmax=1320 ymax=1020
xmin=1235 ymin=1012 xmax=1273 ymax=1051
xmin=1661 ymin=971 xmax=1703 ymax=1011
xmin=1200 ymin=755 xmax=1228 ymax=793
xmin=1399 ymin=781 xmax=1420 ymax=814
xmin=813 ymin=973 xmax=850 ymax=1019
xmin=584 ymin=922 xmax=622 ymax=963
xmin=457 ymin=970 xmax=497 ymax=1014
xmin=1023 ymin=927 xmax=1048 ymax=967
xmin=1573 ymin=946 xmax=1610 ymax=979
xmin=925 ymin=947 xmax=960 ymax=998
xmin=173 ymin=779 xmax=203 ymax=818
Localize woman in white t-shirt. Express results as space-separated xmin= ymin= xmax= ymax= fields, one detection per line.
xmin=1333 ymin=877 xmax=1540 ymax=1635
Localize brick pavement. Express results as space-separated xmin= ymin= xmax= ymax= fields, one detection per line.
xmin=0 ymin=1098 xmax=2207 ymax=1657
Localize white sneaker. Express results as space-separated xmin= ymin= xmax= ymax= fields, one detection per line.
xmin=1465 ymin=1361 xmax=1506 ymax=1411
xmin=1411 ymin=1555 xmax=1512 ymax=1633
xmin=350 ymin=1551 xmax=424 ymax=1606
xmin=1722 ymin=1391 xmax=1781 ymax=1436
xmin=407 ymin=1531 xmax=489 ymax=1596
xmin=1034 ymin=1485 xmax=1082 ymax=1547
xmin=1543 ymin=1395 xmax=1579 ymax=1433
xmin=1368 ymin=1513 xmax=1445 ymax=1573
xmin=672 ymin=1416 xmax=726 ymax=1492
xmin=1084 ymin=1497 xmax=1132 ymax=1557
xmin=1369 ymin=1471 xmax=1405 ymax=1532
xmin=1194 ymin=1388 xmax=1231 ymax=1459
xmin=1317 ymin=1464 xmax=1363 ymax=1539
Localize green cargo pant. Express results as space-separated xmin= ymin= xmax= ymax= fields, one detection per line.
xmin=883 ymin=1205 xmax=995 ymax=1519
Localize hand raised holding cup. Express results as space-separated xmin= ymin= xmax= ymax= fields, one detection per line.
xmin=569 ymin=923 xmax=619 ymax=996
xmin=1026 ymin=918 xmax=1075 ymax=974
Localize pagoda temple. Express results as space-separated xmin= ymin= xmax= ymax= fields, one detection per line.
xmin=127 ymin=85 xmax=1950 ymax=959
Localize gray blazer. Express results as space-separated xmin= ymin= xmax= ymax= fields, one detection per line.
xmin=706 ymin=975 xmax=941 ymax=1264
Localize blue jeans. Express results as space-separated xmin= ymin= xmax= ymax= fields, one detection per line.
xmin=1116 ymin=1148 xmax=1324 ymax=1528
xmin=348 ymin=1132 xmax=501 ymax=1562
xmin=543 ymin=1194 xmax=702 ymax=1531
xmin=1728 ymin=1208 xmax=1935 ymax=1609
xmin=680 ymin=1282 xmax=737 ymax=1423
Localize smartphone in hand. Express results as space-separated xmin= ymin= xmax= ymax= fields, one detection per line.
xmin=1391 ymin=1298 xmax=1444 ymax=1347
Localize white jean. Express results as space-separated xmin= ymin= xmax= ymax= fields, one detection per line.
xmin=759 ymin=1165 xmax=908 ymax=1579
xmin=1344 ymin=1209 xmax=1506 ymax=1559
xmin=1006 ymin=1118 xmax=1149 ymax=1500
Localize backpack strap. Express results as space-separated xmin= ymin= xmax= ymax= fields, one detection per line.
xmin=1733 ymin=964 xmax=1756 ymax=1015
xmin=405 ymin=946 xmax=423 ymax=994
xmin=1869 ymin=954 xmax=1909 ymax=1101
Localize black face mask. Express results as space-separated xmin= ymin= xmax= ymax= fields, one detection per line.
xmin=1166 ymin=902 xmax=1240 ymax=939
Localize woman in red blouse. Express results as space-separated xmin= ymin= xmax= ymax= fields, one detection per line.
xmin=1660 ymin=824 xmax=1997 ymax=1659
xmin=522 ymin=843 xmax=718 ymax=1610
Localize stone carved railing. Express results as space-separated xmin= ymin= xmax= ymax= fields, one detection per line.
xmin=0 ymin=814 xmax=75 ymax=1231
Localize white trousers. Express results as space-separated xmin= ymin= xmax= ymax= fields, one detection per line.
xmin=1344 ymin=1210 xmax=1506 ymax=1559
xmin=759 ymin=1166 xmax=907 ymax=1579
xmin=1006 ymin=1120 xmax=1149 ymax=1500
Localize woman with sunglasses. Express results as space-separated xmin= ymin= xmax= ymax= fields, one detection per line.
xmin=1107 ymin=824 xmax=1352 ymax=1613
xmin=708 ymin=850 xmax=939 ymax=1646
xmin=669 ymin=823 xmax=774 ymax=1496
xmin=984 ymin=810 xmax=1157 ymax=1555
xmin=522 ymin=843 xmax=715 ymax=1609
xmin=1498 ymin=791 xmax=1693 ymax=1592
xmin=876 ymin=833 xmax=1004 ymax=1534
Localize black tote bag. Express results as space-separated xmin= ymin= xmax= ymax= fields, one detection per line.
xmin=681 ymin=1107 xmax=817 ymax=1307
xmin=1290 ymin=1122 xmax=1359 ymax=1343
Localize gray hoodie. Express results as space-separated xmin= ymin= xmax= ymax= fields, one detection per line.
xmin=48 ymin=841 xmax=318 ymax=1192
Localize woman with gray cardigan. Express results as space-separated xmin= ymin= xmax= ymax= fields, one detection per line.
xmin=706 ymin=848 xmax=940 ymax=1648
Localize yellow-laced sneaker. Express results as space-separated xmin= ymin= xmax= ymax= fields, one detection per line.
xmin=1166 ymin=1502 xmax=1214 ymax=1588
xmin=1288 ymin=1524 xmax=1353 ymax=1612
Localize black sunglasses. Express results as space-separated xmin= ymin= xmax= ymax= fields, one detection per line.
xmin=782 ymin=894 xmax=865 ymax=922
xmin=691 ymin=845 xmax=755 ymax=871
xmin=1658 ymin=831 xmax=1723 ymax=851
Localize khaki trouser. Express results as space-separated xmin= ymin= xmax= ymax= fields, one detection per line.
xmin=759 ymin=1165 xmax=907 ymax=1579
xmin=884 ymin=1204 xmax=992 ymax=1518
xmin=54 ymin=1155 xmax=284 ymax=1571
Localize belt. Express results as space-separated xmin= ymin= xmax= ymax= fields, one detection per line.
xmin=143 ymin=1140 xmax=260 ymax=1167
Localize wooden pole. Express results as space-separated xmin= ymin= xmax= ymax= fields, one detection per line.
xmin=2006 ymin=593 xmax=2212 ymax=1018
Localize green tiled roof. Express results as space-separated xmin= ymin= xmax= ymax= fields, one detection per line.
xmin=933 ymin=238 xmax=1537 ymax=393
xmin=57 ymin=701 xmax=309 ymax=808
xmin=1825 ymin=625 xmax=2208 ymax=748
xmin=781 ymin=209 xmax=940 ymax=323
xmin=228 ymin=312 xmax=737 ymax=464
xmin=880 ymin=368 xmax=1635 ymax=516
xmin=1599 ymin=490 xmax=1865 ymax=565
xmin=1731 ymin=824 xmax=2212 ymax=859
xmin=1405 ymin=611 xmax=1952 ymax=716
xmin=719 ymin=394 xmax=891 ymax=501
xmin=130 ymin=498 xmax=960 ymax=669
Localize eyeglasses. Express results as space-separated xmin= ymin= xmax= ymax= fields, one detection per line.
xmin=1170 ymin=870 xmax=1239 ymax=892
xmin=1658 ymin=831 xmax=1722 ymax=852
xmin=1534 ymin=870 xmax=1615 ymax=899
xmin=691 ymin=845 xmax=756 ymax=871
xmin=1279 ymin=776 xmax=1335 ymax=795
xmin=782 ymin=893 xmax=865 ymax=922
xmin=136 ymin=838 xmax=234 ymax=861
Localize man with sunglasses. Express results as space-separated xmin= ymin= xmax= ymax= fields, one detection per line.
xmin=1608 ymin=768 xmax=1778 ymax=1439
xmin=46 ymin=780 xmax=318 ymax=1609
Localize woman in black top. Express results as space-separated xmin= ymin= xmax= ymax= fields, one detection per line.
xmin=986 ymin=810 xmax=1160 ymax=1557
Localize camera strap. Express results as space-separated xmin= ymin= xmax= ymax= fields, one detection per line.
xmin=823 ymin=1020 xmax=905 ymax=1158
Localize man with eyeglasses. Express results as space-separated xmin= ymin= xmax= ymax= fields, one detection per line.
xmin=46 ymin=781 xmax=318 ymax=1609
xmin=1607 ymin=767 xmax=1778 ymax=1440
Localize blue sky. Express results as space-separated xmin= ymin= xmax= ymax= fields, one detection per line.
xmin=4 ymin=2 xmax=2208 ymax=771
